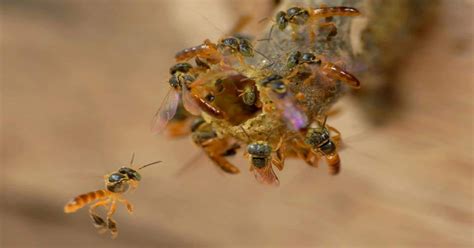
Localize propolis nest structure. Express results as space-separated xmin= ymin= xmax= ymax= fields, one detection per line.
xmin=154 ymin=1 xmax=412 ymax=185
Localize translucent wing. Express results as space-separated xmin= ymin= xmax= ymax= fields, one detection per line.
xmin=151 ymin=89 xmax=180 ymax=134
xmin=182 ymin=86 xmax=202 ymax=115
xmin=268 ymin=91 xmax=308 ymax=131
xmin=253 ymin=165 xmax=280 ymax=186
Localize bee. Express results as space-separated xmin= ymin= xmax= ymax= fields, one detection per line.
xmin=266 ymin=6 xmax=360 ymax=42
xmin=151 ymin=63 xmax=203 ymax=134
xmin=238 ymin=84 xmax=258 ymax=106
xmin=190 ymin=68 xmax=261 ymax=125
xmin=241 ymin=127 xmax=283 ymax=186
xmin=64 ymin=155 xmax=161 ymax=238
xmin=259 ymin=74 xmax=309 ymax=130
xmin=286 ymin=51 xmax=360 ymax=88
xmin=304 ymin=116 xmax=342 ymax=175
xmin=191 ymin=117 xmax=240 ymax=174
xmin=175 ymin=36 xmax=270 ymax=68
xmin=175 ymin=39 xmax=222 ymax=65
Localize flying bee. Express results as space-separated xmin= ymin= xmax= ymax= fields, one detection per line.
xmin=304 ymin=116 xmax=342 ymax=175
xmin=151 ymin=62 xmax=203 ymax=134
xmin=259 ymin=74 xmax=308 ymax=130
xmin=64 ymin=154 xmax=161 ymax=238
xmin=240 ymin=127 xmax=284 ymax=186
xmin=286 ymin=51 xmax=360 ymax=88
xmin=264 ymin=6 xmax=360 ymax=42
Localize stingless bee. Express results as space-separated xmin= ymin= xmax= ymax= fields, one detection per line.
xmin=240 ymin=127 xmax=284 ymax=186
xmin=304 ymin=116 xmax=342 ymax=175
xmin=238 ymin=83 xmax=258 ymax=106
xmin=265 ymin=6 xmax=360 ymax=42
xmin=259 ymin=74 xmax=308 ymax=130
xmin=175 ymin=36 xmax=271 ymax=68
xmin=152 ymin=63 xmax=203 ymax=133
xmin=191 ymin=117 xmax=240 ymax=174
xmin=286 ymin=51 xmax=360 ymax=88
xmin=64 ymin=154 xmax=161 ymax=238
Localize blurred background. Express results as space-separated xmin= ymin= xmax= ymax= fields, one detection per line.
xmin=1 ymin=0 xmax=473 ymax=247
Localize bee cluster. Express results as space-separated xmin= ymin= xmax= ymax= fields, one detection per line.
xmin=153 ymin=5 xmax=362 ymax=186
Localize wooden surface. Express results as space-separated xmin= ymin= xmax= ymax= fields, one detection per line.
xmin=1 ymin=0 xmax=473 ymax=247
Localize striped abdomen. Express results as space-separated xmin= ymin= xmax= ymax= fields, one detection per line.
xmin=175 ymin=39 xmax=220 ymax=63
xmin=312 ymin=7 xmax=360 ymax=18
xmin=321 ymin=62 xmax=361 ymax=88
xmin=64 ymin=190 xmax=110 ymax=213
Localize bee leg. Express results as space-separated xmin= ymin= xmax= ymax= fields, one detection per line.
xmin=319 ymin=21 xmax=338 ymax=41
xmin=88 ymin=199 xmax=110 ymax=234
xmin=326 ymin=125 xmax=342 ymax=145
xmin=302 ymin=149 xmax=321 ymax=167
xmin=272 ymin=137 xmax=285 ymax=171
xmin=293 ymin=139 xmax=320 ymax=167
xmin=128 ymin=180 xmax=139 ymax=192
xmin=201 ymin=138 xmax=241 ymax=174
xmin=166 ymin=119 xmax=192 ymax=138
xmin=118 ymin=197 xmax=134 ymax=214
xmin=192 ymin=123 xmax=240 ymax=174
xmin=272 ymin=151 xmax=285 ymax=171
xmin=106 ymin=199 xmax=118 ymax=239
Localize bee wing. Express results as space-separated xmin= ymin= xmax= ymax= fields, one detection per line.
xmin=151 ymin=89 xmax=180 ymax=134
xmin=253 ymin=165 xmax=280 ymax=186
xmin=181 ymin=86 xmax=202 ymax=115
xmin=268 ymin=91 xmax=308 ymax=131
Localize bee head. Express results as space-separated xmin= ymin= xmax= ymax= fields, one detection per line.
xmin=276 ymin=11 xmax=288 ymax=30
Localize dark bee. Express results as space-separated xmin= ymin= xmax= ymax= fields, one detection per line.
xmin=218 ymin=36 xmax=255 ymax=57
xmin=286 ymin=51 xmax=360 ymax=88
xmin=247 ymin=142 xmax=273 ymax=168
xmin=260 ymin=74 xmax=287 ymax=97
xmin=304 ymin=119 xmax=341 ymax=175
xmin=168 ymin=62 xmax=195 ymax=89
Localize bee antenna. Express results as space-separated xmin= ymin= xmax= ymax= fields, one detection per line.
xmin=240 ymin=126 xmax=251 ymax=141
xmin=258 ymin=17 xmax=269 ymax=24
xmin=138 ymin=161 xmax=162 ymax=170
xmin=257 ymin=25 xmax=274 ymax=43
xmin=322 ymin=115 xmax=328 ymax=127
xmin=129 ymin=152 xmax=135 ymax=166
xmin=254 ymin=49 xmax=274 ymax=67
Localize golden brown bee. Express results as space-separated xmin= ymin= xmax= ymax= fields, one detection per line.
xmin=238 ymin=84 xmax=258 ymax=106
xmin=246 ymin=141 xmax=280 ymax=186
xmin=286 ymin=51 xmax=360 ymax=88
xmin=266 ymin=6 xmax=360 ymax=42
xmin=175 ymin=36 xmax=264 ymax=67
xmin=190 ymin=117 xmax=240 ymax=174
xmin=64 ymin=155 xmax=161 ymax=238
xmin=240 ymin=127 xmax=284 ymax=186
xmin=304 ymin=117 xmax=342 ymax=175
xmin=151 ymin=63 xmax=203 ymax=134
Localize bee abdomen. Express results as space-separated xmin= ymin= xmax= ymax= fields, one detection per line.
xmin=313 ymin=7 xmax=360 ymax=17
xmin=64 ymin=190 xmax=109 ymax=213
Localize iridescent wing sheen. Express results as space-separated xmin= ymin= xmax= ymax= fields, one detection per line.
xmin=253 ymin=165 xmax=280 ymax=186
xmin=151 ymin=89 xmax=179 ymax=134
xmin=268 ymin=91 xmax=308 ymax=131
xmin=181 ymin=86 xmax=202 ymax=115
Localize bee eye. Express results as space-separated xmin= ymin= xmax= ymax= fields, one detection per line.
xmin=118 ymin=167 xmax=141 ymax=181
xmin=205 ymin=93 xmax=215 ymax=102
xmin=132 ymin=172 xmax=142 ymax=181
xmin=271 ymin=81 xmax=287 ymax=95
